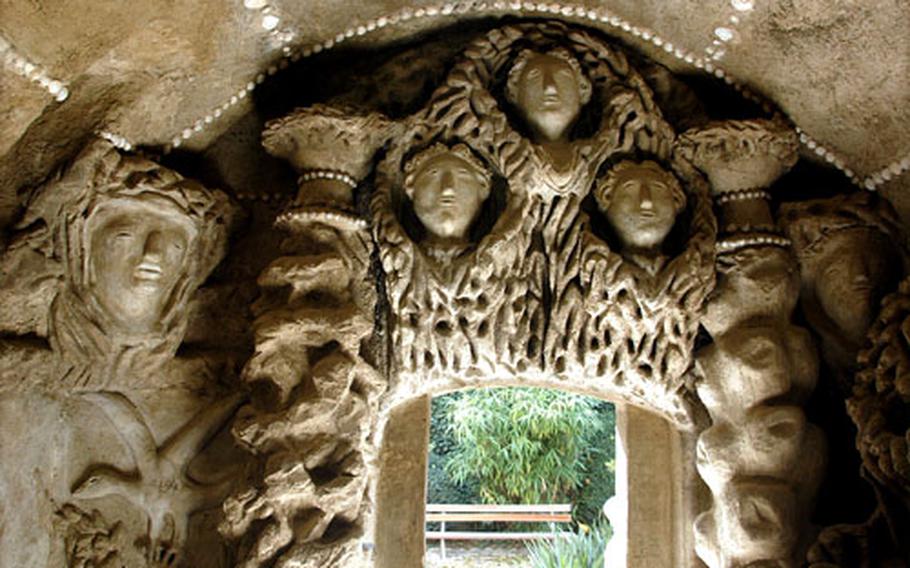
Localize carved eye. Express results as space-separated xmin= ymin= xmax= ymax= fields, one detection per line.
xmin=115 ymin=230 xmax=133 ymax=239
xmin=527 ymin=68 xmax=542 ymax=79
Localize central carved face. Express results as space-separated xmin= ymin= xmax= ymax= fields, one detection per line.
xmin=88 ymin=198 xmax=196 ymax=333
xmin=513 ymin=52 xmax=585 ymax=143
xmin=604 ymin=163 xmax=682 ymax=252
xmin=410 ymin=151 xmax=490 ymax=244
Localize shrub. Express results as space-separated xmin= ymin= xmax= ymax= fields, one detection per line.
xmin=444 ymin=387 xmax=614 ymax=508
xmin=526 ymin=520 xmax=611 ymax=568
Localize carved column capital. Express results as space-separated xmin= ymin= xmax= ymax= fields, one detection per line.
xmin=263 ymin=104 xmax=394 ymax=216
xmin=676 ymin=119 xmax=798 ymax=195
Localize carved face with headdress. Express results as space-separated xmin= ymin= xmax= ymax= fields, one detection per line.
xmin=780 ymin=193 xmax=904 ymax=353
xmin=48 ymin=142 xmax=234 ymax=376
xmin=402 ymin=143 xmax=492 ymax=247
xmin=505 ymin=48 xmax=592 ymax=144
xmin=595 ymin=160 xmax=686 ymax=254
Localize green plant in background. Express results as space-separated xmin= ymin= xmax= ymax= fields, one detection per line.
xmin=428 ymin=391 xmax=481 ymax=506
xmin=442 ymin=387 xmax=614 ymax=518
xmin=526 ymin=520 xmax=611 ymax=568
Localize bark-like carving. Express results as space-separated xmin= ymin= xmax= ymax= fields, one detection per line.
xmin=561 ymin=152 xmax=715 ymax=427
xmin=678 ymin=119 xmax=825 ymax=567
xmin=372 ymin=22 xmax=711 ymax=427
xmin=220 ymin=107 xmax=390 ymax=568
xmin=807 ymin=277 xmax=910 ymax=566
xmin=372 ymin=123 xmax=543 ymax=390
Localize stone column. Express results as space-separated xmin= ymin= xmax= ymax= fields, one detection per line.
xmin=677 ymin=120 xmax=825 ymax=567
xmin=610 ymin=405 xmax=703 ymax=568
xmin=373 ymin=395 xmax=431 ymax=568
xmin=220 ymin=105 xmax=393 ymax=568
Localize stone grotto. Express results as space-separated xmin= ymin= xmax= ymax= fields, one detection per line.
xmin=1 ymin=1 xmax=909 ymax=566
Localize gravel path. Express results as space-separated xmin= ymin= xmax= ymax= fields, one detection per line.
xmin=425 ymin=541 xmax=532 ymax=567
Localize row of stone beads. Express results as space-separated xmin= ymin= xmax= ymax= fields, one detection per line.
xmin=235 ymin=192 xmax=289 ymax=202
xmin=0 ymin=35 xmax=69 ymax=102
xmin=298 ymin=169 xmax=358 ymax=189
xmin=163 ymin=1 xmax=743 ymax=151
xmin=721 ymin=223 xmax=780 ymax=235
xmin=276 ymin=208 xmax=369 ymax=230
xmin=793 ymin=125 xmax=910 ymax=191
xmin=716 ymin=233 xmax=791 ymax=253
xmin=714 ymin=188 xmax=771 ymax=206
xmin=117 ymin=0 xmax=892 ymax=193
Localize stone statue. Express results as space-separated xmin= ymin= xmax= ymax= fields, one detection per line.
xmin=0 ymin=139 xmax=243 ymax=568
xmin=505 ymin=47 xmax=592 ymax=168
xmin=373 ymin=132 xmax=543 ymax=387
xmin=551 ymin=153 xmax=715 ymax=426
xmin=594 ymin=159 xmax=686 ymax=273
xmin=23 ymin=140 xmax=237 ymax=388
xmin=402 ymin=143 xmax=491 ymax=252
xmin=780 ymin=193 xmax=905 ymax=378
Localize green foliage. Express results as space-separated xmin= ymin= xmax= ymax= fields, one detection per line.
xmin=526 ymin=521 xmax=611 ymax=568
xmin=427 ymin=391 xmax=481 ymax=505
xmin=573 ymin=401 xmax=615 ymax=525
xmin=443 ymin=387 xmax=615 ymax=511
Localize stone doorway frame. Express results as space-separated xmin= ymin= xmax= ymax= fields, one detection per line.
xmin=371 ymin=389 xmax=705 ymax=568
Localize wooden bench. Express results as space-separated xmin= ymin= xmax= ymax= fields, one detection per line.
xmin=425 ymin=503 xmax=573 ymax=559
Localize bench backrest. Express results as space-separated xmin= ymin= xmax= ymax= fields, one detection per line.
xmin=425 ymin=504 xmax=572 ymax=523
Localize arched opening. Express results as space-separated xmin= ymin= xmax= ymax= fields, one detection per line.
xmin=371 ymin=386 xmax=704 ymax=568
xmin=426 ymin=388 xmax=615 ymax=566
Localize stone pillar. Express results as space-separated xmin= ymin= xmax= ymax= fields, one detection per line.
xmin=677 ymin=120 xmax=825 ymax=567
xmin=220 ymin=106 xmax=393 ymax=568
xmin=611 ymin=405 xmax=702 ymax=568
xmin=373 ymin=395 xmax=431 ymax=568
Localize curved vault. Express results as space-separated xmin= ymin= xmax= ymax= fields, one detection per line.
xmin=1 ymin=0 xmax=910 ymax=231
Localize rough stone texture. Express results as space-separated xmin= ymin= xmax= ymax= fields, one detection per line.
xmin=2 ymin=1 xmax=910 ymax=229
xmin=680 ymin=119 xmax=825 ymax=567
xmin=2 ymin=9 xmax=910 ymax=568
xmin=218 ymin=107 xmax=387 ymax=568
xmin=0 ymin=141 xmax=248 ymax=567
xmin=373 ymin=22 xmax=715 ymax=429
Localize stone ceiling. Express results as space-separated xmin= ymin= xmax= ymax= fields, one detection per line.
xmin=1 ymin=0 xmax=909 ymax=229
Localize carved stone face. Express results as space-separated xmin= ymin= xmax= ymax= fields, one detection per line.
xmin=409 ymin=151 xmax=490 ymax=244
xmin=88 ymin=198 xmax=196 ymax=333
xmin=512 ymin=52 xmax=584 ymax=143
xmin=604 ymin=164 xmax=681 ymax=251
xmin=810 ymin=229 xmax=901 ymax=346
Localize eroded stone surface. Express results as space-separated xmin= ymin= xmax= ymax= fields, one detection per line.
xmin=0 ymin=14 xmax=907 ymax=568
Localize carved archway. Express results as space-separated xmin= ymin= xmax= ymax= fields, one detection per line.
xmin=5 ymin=12 xmax=899 ymax=568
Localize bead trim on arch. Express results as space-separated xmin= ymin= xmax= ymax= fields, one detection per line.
xmin=93 ymin=1 xmax=905 ymax=191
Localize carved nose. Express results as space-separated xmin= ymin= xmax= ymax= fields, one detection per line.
xmin=639 ymin=185 xmax=654 ymax=210
xmin=543 ymin=74 xmax=558 ymax=95
xmin=142 ymin=230 xmax=166 ymax=259
xmin=440 ymin=170 xmax=456 ymax=194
